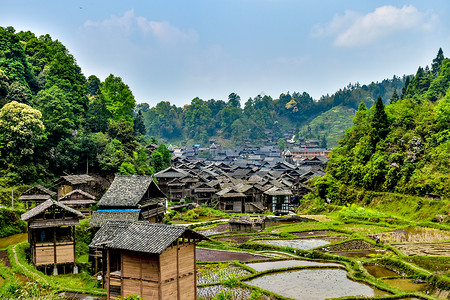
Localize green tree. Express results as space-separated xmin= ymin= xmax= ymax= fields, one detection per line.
xmin=431 ymin=48 xmax=444 ymax=76
xmin=227 ymin=92 xmax=241 ymax=108
xmin=390 ymin=90 xmax=399 ymax=104
xmin=133 ymin=110 xmax=146 ymax=137
xmin=371 ymin=97 xmax=390 ymax=145
xmin=0 ymin=101 xmax=45 ymax=162
xmin=278 ymin=138 xmax=287 ymax=151
xmin=100 ymin=74 xmax=136 ymax=123
xmin=86 ymin=75 xmax=101 ymax=96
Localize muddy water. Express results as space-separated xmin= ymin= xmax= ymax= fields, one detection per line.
xmin=0 ymin=233 xmax=27 ymax=249
xmin=246 ymin=259 xmax=342 ymax=272
xmin=197 ymin=285 xmax=257 ymax=300
xmin=382 ymin=278 xmax=450 ymax=299
xmin=363 ymin=264 xmax=398 ymax=278
xmin=246 ymin=268 xmax=389 ymax=300
xmin=253 ymin=238 xmax=330 ymax=250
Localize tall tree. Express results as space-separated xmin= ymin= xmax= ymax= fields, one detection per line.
xmin=227 ymin=92 xmax=241 ymax=108
xmin=431 ymin=48 xmax=444 ymax=77
xmin=371 ymin=97 xmax=390 ymax=144
xmin=0 ymin=101 xmax=45 ymax=163
xmin=100 ymin=74 xmax=136 ymax=123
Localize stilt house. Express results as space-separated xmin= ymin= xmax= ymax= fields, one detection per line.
xmin=89 ymin=221 xmax=208 ymax=300
xmin=59 ymin=189 xmax=96 ymax=216
xmin=90 ymin=174 xmax=167 ymax=228
xmin=21 ymin=199 xmax=84 ymax=275
xmin=19 ymin=185 xmax=56 ymax=209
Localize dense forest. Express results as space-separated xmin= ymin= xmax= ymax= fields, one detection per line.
xmin=314 ymin=48 xmax=450 ymax=199
xmin=139 ymin=78 xmax=405 ymax=147
xmin=0 ymin=25 xmax=445 ymax=189
xmin=0 ymin=26 xmax=171 ymax=184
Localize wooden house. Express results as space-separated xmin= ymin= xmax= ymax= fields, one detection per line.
xmin=264 ymin=186 xmax=292 ymax=215
xmin=55 ymin=174 xmax=96 ymax=199
xmin=19 ymin=185 xmax=56 ymax=209
xmin=216 ymin=187 xmax=246 ymax=213
xmin=59 ymin=189 xmax=96 ymax=216
xmin=191 ymin=182 xmax=217 ymax=205
xmin=89 ymin=221 xmax=208 ymax=300
xmin=91 ymin=175 xmax=167 ymax=227
xmin=154 ymin=167 xmax=191 ymax=195
xmin=21 ymin=199 xmax=84 ymax=275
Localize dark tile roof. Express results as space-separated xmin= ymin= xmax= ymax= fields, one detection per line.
xmin=154 ymin=167 xmax=190 ymax=178
xmin=97 ymin=175 xmax=165 ymax=207
xmin=21 ymin=199 xmax=84 ymax=221
xmin=90 ymin=221 xmax=208 ymax=254
xmin=21 ymin=185 xmax=56 ymax=197
xmin=58 ymin=174 xmax=95 ymax=185
xmin=90 ymin=210 xmax=141 ymax=228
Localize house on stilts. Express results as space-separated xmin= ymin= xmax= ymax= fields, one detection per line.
xmin=89 ymin=220 xmax=208 ymax=300
xmin=21 ymin=199 xmax=84 ymax=275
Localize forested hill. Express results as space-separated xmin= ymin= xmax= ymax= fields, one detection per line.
xmin=315 ymin=48 xmax=450 ymax=200
xmin=0 ymin=25 xmax=431 ymax=186
xmin=139 ymin=78 xmax=405 ymax=146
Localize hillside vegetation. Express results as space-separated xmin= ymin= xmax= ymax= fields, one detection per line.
xmin=314 ymin=48 xmax=450 ymax=200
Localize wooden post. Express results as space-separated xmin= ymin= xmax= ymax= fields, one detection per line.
xmin=73 ymin=226 xmax=78 ymax=274
xmin=176 ymin=239 xmax=180 ymax=300
xmin=106 ymin=249 xmax=110 ymax=300
xmin=53 ymin=228 xmax=58 ymax=275
xmin=194 ymin=241 xmax=197 ymax=300
xmin=158 ymin=254 xmax=162 ymax=300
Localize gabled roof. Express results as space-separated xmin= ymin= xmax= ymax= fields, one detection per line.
xmin=59 ymin=189 xmax=96 ymax=201
xmin=56 ymin=174 xmax=95 ymax=185
xmin=154 ymin=166 xmax=190 ymax=179
xmin=97 ymin=175 xmax=165 ymax=207
xmin=20 ymin=185 xmax=56 ymax=197
xmin=264 ymin=186 xmax=293 ymax=196
xmin=90 ymin=221 xmax=208 ymax=254
xmin=89 ymin=210 xmax=141 ymax=228
xmin=21 ymin=199 xmax=84 ymax=221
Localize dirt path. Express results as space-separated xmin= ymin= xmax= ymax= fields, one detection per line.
xmin=12 ymin=244 xmax=48 ymax=285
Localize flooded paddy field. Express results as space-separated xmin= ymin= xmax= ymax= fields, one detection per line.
xmin=382 ymin=278 xmax=450 ymax=299
xmin=245 ymin=259 xmax=342 ymax=272
xmin=252 ymin=238 xmax=330 ymax=250
xmin=363 ymin=264 xmax=399 ymax=278
xmin=196 ymin=248 xmax=270 ymax=261
xmin=215 ymin=234 xmax=278 ymax=244
xmin=197 ymin=263 xmax=250 ymax=285
xmin=246 ymin=268 xmax=389 ymax=300
xmin=197 ymin=284 xmax=270 ymax=300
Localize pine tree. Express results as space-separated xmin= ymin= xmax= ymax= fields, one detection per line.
xmin=390 ymin=90 xmax=399 ymax=104
xmin=371 ymin=97 xmax=390 ymax=144
xmin=431 ymin=48 xmax=444 ymax=77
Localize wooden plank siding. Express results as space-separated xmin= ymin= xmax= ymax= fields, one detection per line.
xmin=35 ymin=243 xmax=75 ymax=265
xmin=112 ymin=243 xmax=196 ymax=300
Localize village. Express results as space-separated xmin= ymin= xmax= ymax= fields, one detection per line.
xmin=13 ymin=140 xmax=331 ymax=299
xmin=8 ymin=141 xmax=450 ymax=300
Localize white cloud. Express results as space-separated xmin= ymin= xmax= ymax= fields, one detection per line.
xmin=136 ymin=18 xmax=198 ymax=45
xmin=312 ymin=5 xmax=437 ymax=47
xmin=82 ymin=9 xmax=198 ymax=46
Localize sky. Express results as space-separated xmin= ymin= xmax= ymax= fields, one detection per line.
xmin=1 ymin=1 xmax=450 ymax=107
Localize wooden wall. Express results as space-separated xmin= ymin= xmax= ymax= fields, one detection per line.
xmin=116 ymin=243 xmax=196 ymax=300
xmin=35 ymin=244 xmax=74 ymax=265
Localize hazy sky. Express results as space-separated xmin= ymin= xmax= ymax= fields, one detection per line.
xmin=1 ymin=1 xmax=449 ymax=106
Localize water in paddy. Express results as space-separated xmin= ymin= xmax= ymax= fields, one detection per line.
xmin=246 ymin=268 xmax=388 ymax=300
xmin=382 ymin=278 xmax=450 ymax=299
xmin=246 ymin=259 xmax=342 ymax=272
xmin=363 ymin=265 xmax=398 ymax=278
xmin=331 ymin=249 xmax=395 ymax=258
xmin=253 ymin=238 xmax=329 ymax=250
xmin=0 ymin=233 xmax=27 ymax=249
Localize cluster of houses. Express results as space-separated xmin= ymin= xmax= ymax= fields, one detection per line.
xmin=155 ymin=151 xmax=325 ymax=215
xmin=17 ymin=142 xmax=327 ymax=299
